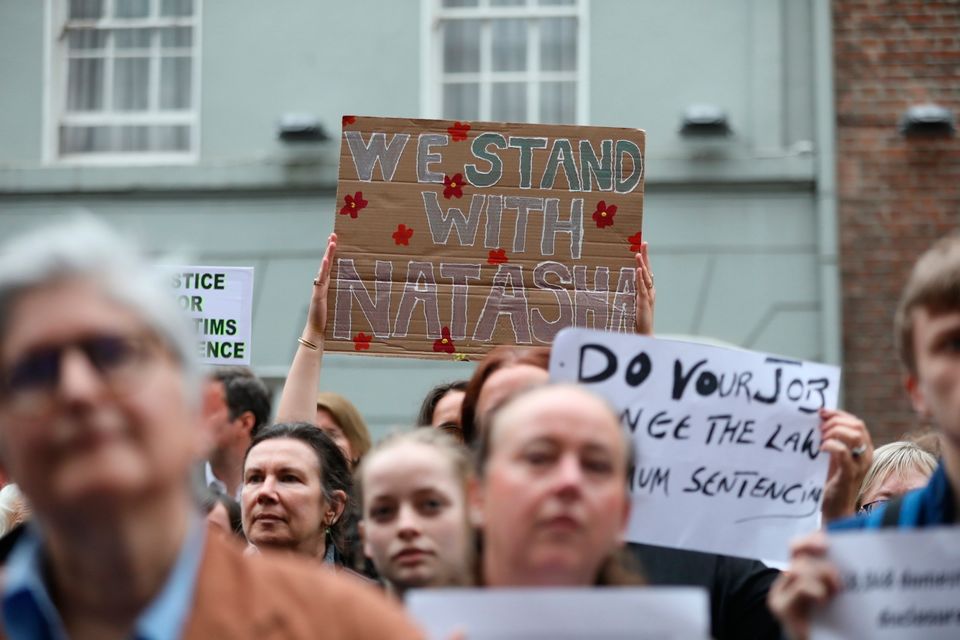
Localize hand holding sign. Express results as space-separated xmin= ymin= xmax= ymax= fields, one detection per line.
xmin=768 ymin=531 xmax=842 ymax=640
xmin=819 ymin=409 xmax=874 ymax=522
xmin=305 ymin=233 xmax=338 ymax=342
xmin=634 ymin=240 xmax=655 ymax=335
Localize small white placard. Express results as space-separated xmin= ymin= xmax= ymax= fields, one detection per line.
xmin=406 ymin=587 xmax=709 ymax=639
xmin=549 ymin=328 xmax=840 ymax=562
xmin=812 ymin=527 xmax=960 ymax=640
xmin=168 ymin=266 xmax=254 ymax=365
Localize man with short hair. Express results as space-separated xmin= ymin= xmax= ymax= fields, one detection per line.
xmin=0 ymin=218 xmax=421 ymax=640
xmin=769 ymin=235 xmax=960 ymax=639
xmin=203 ymin=366 xmax=270 ymax=497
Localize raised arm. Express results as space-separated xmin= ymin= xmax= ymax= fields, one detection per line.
xmin=635 ymin=241 xmax=656 ymax=335
xmin=818 ymin=408 xmax=874 ymax=522
xmin=275 ymin=233 xmax=337 ymax=424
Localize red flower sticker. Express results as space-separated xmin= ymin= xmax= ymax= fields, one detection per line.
xmin=339 ymin=191 xmax=368 ymax=218
xmin=448 ymin=121 xmax=471 ymax=142
xmin=433 ymin=326 xmax=456 ymax=354
xmin=628 ymin=231 xmax=643 ymax=253
xmin=342 ymin=115 xmax=357 ymax=127
xmin=592 ymin=200 xmax=617 ymax=228
xmin=443 ymin=173 xmax=464 ymax=199
xmin=353 ymin=332 xmax=372 ymax=351
xmin=487 ymin=248 xmax=509 ymax=265
xmin=392 ymin=224 xmax=414 ymax=246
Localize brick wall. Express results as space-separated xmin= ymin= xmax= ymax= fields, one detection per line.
xmin=834 ymin=0 xmax=960 ymax=443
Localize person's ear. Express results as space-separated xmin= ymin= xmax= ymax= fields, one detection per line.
xmin=237 ymin=410 xmax=256 ymax=435
xmin=467 ymin=476 xmax=485 ymax=529
xmin=905 ymin=373 xmax=930 ymax=418
xmin=326 ymin=489 xmax=348 ymax=526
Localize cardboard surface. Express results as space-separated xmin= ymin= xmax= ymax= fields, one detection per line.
xmin=325 ymin=116 xmax=645 ymax=359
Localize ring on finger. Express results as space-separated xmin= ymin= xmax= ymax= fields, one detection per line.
xmin=313 ymin=277 xmax=322 ymax=286
xmin=850 ymin=444 xmax=867 ymax=459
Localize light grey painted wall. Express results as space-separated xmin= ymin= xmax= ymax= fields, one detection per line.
xmin=0 ymin=0 xmax=832 ymax=437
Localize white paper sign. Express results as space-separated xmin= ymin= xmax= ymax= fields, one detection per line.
xmin=550 ymin=328 xmax=840 ymax=562
xmin=168 ymin=266 xmax=254 ymax=365
xmin=812 ymin=528 xmax=960 ymax=640
xmin=407 ymin=587 xmax=709 ymax=640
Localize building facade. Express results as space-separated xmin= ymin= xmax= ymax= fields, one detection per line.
xmin=0 ymin=0 xmax=840 ymax=436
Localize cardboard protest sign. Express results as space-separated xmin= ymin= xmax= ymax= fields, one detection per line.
xmin=407 ymin=587 xmax=709 ymax=640
xmin=325 ymin=116 xmax=645 ymax=359
xmin=812 ymin=528 xmax=960 ymax=640
xmin=550 ymin=328 xmax=841 ymax=563
xmin=169 ymin=266 xmax=254 ymax=365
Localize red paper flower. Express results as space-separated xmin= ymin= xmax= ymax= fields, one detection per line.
xmin=342 ymin=115 xmax=357 ymax=127
xmin=592 ymin=200 xmax=617 ymax=228
xmin=443 ymin=173 xmax=464 ymax=199
xmin=353 ymin=332 xmax=372 ymax=351
xmin=628 ymin=231 xmax=643 ymax=253
xmin=487 ymin=248 xmax=509 ymax=265
xmin=339 ymin=191 xmax=368 ymax=218
xmin=392 ymin=224 xmax=414 ymax=246
xmin=433 ymin=326 xmax=456 ymax=354
xmin=448 ymin=121 xmax=471 ymax=142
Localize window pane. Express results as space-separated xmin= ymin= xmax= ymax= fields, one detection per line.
xmin=492 ymin=19 xmax=526 ymax=72
xmin=540 ymin=17 xmax=576 ymax=71
xmin=491 ymin=0 xmax=525 ymax=5
xmin=538 ymin=0 xmax=575 ymax=5
xmin=153 ymin=125 xmax=190 ymax=151
xmin=118 ymin=125 xmax=151 ymax=151
xmin=442 ymin=83 xmax=480 ymax=120
xmin=60 ymin=125 xmax=112 ymax=153
xmin=442 ymin=0 xmax=479 ymax=6
xmin=114 ymin=58 xmax=150 ymax=110
xmin=540 ymin=81 xmax=576 ymax=124
xmin=115 ymin=28 xmax=152 ymax=50
xmin=160 ymin=0 xmax=194 ymax=16
xmin=160 ymin=27 xmax=192 ymax=48
xmin=69 ymin=0 xmax=104 ymax=19
xmin=160 ymin=57 xmax=192 ymax=109
xmin=67 ymin=29 xmax=107 ymax=51
xmin=115 ymin=0 xmax=150 ymax=18
xmin=443 ymin=20 xmax=480 ymax=73
xmin=66 ymin=58 xmax=105 ymax=111
xmin=491 ymin=82 xmax=526 ymax=122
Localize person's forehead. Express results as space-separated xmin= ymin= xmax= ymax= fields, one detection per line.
xmin=2 ymin=279 xmax=148 ymax=362
xmin=913 ymin=307 xmax=960 ymax=341
xmin=364 ymin=443 xmax=458 ymax=496
xmin=495 ymin=389 xmax=620 ymax=447
xmin=247 ymin=438 xmax=318 ymax=470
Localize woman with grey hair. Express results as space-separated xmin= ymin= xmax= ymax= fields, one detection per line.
xmin=856 ymin=441 xmax=938 ymax=514
xmin=0 ymin=217 xmax=421 ymax=639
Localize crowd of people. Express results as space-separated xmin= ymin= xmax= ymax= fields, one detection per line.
xmin=0 ymin=216 xmax=955 ymax=639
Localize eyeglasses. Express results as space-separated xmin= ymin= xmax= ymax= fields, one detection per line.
xmin=0 ymin=332 xmax=161 ymax=415
xmin=858 ymin=498 xmax=888 ymax=515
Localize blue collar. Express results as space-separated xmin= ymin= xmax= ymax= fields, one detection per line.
xmin=2 ymin=517 xmax=206 ymax=640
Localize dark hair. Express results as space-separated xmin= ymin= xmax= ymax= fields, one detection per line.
xmin=245 ymin=422 xmax=352 ymax=554
xmin=460 ymin=346 xmax=550 ymax=446
xmin=416 ymin=380 xmax=468 ymax=427
xmin=211 ymin=367 xmax=272 ymax=437
xmin=473 ymin=384 xmax=644 ymax=587
xmin=200 ymin=486 xmax=244 ymax=539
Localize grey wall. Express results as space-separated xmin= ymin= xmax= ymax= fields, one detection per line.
xmin=0 ymin=0 xmax=833 ymax=437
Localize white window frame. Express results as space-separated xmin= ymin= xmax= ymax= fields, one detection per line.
xmin=43 ymin=0 xmax=203 ymax=166
xmin=421 ymin=0 xmax=590 ymax=125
